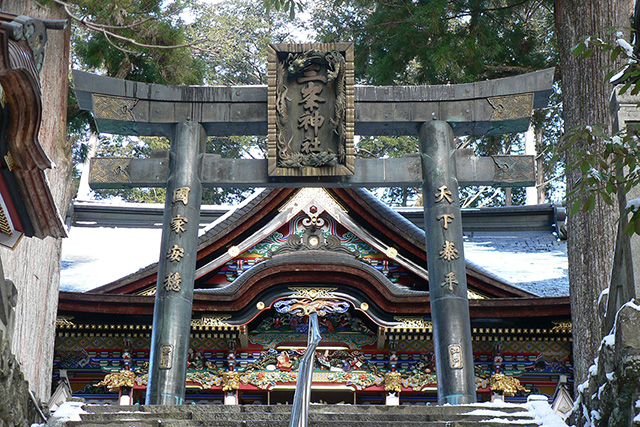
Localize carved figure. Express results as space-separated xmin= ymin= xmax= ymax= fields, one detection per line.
xmin=277 ymin=351 xmax=293 ymax=371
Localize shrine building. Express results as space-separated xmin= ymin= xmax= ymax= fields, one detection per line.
xmin=55 ymin=187 xmax=572 ymax=407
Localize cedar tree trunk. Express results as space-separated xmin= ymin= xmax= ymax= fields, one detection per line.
xmin=0 ymin=0 xmax=73 ymax=402
xmin=555 ymin=0 xmax=631 ymax=387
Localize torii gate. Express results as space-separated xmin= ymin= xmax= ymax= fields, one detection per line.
xmin=73 ymin=43 xmax=553 ymax=406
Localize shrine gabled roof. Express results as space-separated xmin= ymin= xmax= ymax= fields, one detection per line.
xmin=88 ymin=187 xmax=534 ymax=301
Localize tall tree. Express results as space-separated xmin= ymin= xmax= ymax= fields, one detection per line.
xmin=555 ymin=0 xmax=631 ymax=386
xmin=313 ymin=0 xmax=556 ymax=85
xmin=0 ymin=0 xmax=73 ymax=402
xmin=310 ymin=0 xmax=562 ymax=207
xmin=72 ymin=0 xmax=301 ymax=205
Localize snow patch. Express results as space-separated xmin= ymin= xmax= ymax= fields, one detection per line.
xmin=449 ymin=399 xmax=570 ymax=426
xmin=597 ymin=383 xmax=607 ymax=399
xmin=582 ymin=403 xmax=592 ymax=427
xmin=617 ymin=38 xmax=635 ymax=58
xmin=627 ymin=198 xmax=640 ymax=212
xmin=602 ymin=333 xmax=615 ymax=348
xmin=466 ymin=409 xmax=531 ymax=418
xmin=623 ymin=298 xmax=640 ymax=312
xmin=577 ymin=379 xmax=589 ymax=394
xmin=524 ymin=395 xmax=570 ymax=427
xmin=45 ymin=401 xmax=86 ymax=425
xmin=60 ymin=227 xmax=162 ymax=291
xmin=465 ymin=400 xmax=522 ymax=408
xmin=588 ymin=357 xmax=599 ymax=376
xmin=598 ymin=288 xmax=609 ymax=311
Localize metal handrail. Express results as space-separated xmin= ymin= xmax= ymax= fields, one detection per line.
xmin=290 ymin=312 xmax=322 ymax=427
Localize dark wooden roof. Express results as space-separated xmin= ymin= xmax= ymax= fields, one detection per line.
xmin=57 ymin=188 xmax=572 ymax=322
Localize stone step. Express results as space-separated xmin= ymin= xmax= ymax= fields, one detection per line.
xmin=81 ymin=403 xmax=529 ymax=415
xmin=78 ymin=411 xmax=194 ymax=421
xmin=78 ymin=410 xmax=535 ymax=423
xmin=67 ymin=421 xmax=538 ymax=427
xmin=64 ymin=404 xmax=539 ymax=427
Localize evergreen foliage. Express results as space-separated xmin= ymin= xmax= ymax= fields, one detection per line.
xmin=67 ymin=0 xmax=299 ymax=204
xmin=310 ymin=0 xmax=562 ymax=206
xmin=559 ymin=28 xmax=640 ymax=234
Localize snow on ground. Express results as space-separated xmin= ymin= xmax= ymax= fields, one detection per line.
xmin=34 ymin=401 xmax=86 ymax=426
xmin=464 ymin=396 xmax=569 ymax=426
xmin=37 ymin=396 xmax=570 ymax=426
xmin=467 ymin=408 xmax=531 ymax=417
xmin=525 ymin=395 xmax=571 ymax=427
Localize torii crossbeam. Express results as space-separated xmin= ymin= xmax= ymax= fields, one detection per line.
xmin=73 ymin=54 xmax=553 ymax=406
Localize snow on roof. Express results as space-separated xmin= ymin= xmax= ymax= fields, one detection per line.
xmin=61 ymin=226 xmax=162 ymax=292
xmin=60 ymin=194 xmax=569 ymax=296
xmin=463 ymin=231 xmax=568 ymax=297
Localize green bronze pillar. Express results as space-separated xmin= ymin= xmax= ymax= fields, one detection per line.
xmin=419 ymin=121 xmax=476 ymax=405
xmin=146 ymin=122 xmax=205 ymax=404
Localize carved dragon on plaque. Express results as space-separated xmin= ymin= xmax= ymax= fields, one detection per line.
xmin=268 ymin=43 xmax=354 ymax=176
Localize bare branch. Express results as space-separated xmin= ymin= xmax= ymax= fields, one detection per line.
xmin=484 ymin=64 xmax=537 ymax=74
xmin=461 ymin=186 xmax=487 ymax=208
xmin=476 ymin=187 xmax=503 ymax=208
xmin=539 ymin=172 xmax=566 ymax=188
xmin=48 ymin=0 xmax=217 ymax=54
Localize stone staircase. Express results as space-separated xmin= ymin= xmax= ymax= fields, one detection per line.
xmin=64 ymin=403 xmax=541 ymax=426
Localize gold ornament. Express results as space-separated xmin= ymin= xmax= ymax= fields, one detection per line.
xmin=222 ymin=371 xmax=240 ymax=391
xmin=163 ymin=272 xmax=182 ymax=292
xmin=172 ymin=186 xmax=191 ymax=205
xmin=434 ymin=185 xmax=453 ymax=204
xmin=490 ymin=373 xmax=530 ymax=397
xmin=97 ymin=370 xmax=136 ymax=392
xmin=170 ymin=215 xmax=188 ymax=234
xmin=384 ymin=372 xmax=402 ymax=393
xmin=167 ymin=245 xmax=185 ymax=262
xmin=436 ymin=213 xmax=454 ymax=230
xmin=441 ymin=272 xmax=459 ymax=291
xmin=439 ymin=240 xmax=459 ymax=261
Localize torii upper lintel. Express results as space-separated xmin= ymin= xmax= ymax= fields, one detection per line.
xmin=72 ymin=67 xmax=554 ymax=139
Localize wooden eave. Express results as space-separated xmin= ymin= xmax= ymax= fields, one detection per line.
xmin=58 ymin=290 xmax=570 ymax=320
xmin=0 ymin=24 xmax=65 ymax=238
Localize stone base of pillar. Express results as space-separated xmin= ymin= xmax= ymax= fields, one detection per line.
xmin=386 ymin=392 xmax=400 ymax=406
xmin=224 ymin=391 xmax=238 ymax=405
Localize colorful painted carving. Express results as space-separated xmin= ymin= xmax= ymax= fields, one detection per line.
xmin=274 ymin=298 xmax=350 ymax=317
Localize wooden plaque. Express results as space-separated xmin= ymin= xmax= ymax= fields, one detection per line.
xmin=267 ymin=43 xmax=354 ymax=177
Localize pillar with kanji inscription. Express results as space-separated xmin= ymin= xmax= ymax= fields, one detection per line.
xmin=419 ymin=121 xmax=476 ymax=405
xmin=146 ymin=122 xmax=205 ymax=404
